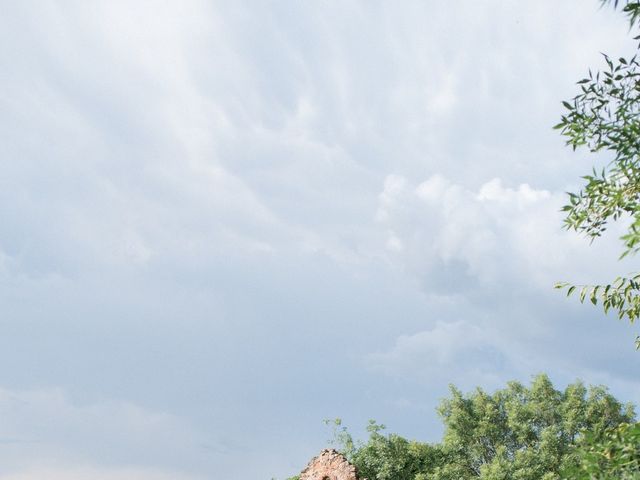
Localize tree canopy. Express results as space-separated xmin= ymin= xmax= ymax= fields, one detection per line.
xmin=308 ymin=375 xmax=635 ymax=480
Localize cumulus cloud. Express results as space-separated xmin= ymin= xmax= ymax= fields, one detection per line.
xmin=375 ymin=174 xmax=626 ymax=295
xmin=367 ymin=173 xmax=640 ymax=398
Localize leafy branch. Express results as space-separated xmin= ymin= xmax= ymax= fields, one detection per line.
xmin=555 ymin=276 xmax=640 ymax=347
xmin=555 ymin=2 xmax=640 ymax=347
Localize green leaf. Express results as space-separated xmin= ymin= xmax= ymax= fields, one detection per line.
xmin=580 ymin=287 xmax=588 ymax=303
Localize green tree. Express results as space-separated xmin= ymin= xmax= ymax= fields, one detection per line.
xmin=432 ymin=375 xmax=634 ymax=480
xmin=322 ymin=418 xmax=443 ymax=480
xmin=350 ymin=420 xmax=443 ymax=480
xmin=323 ymin=375 xmax=634 ymax=480
xmin=554 ymin=0 xmax=640 ymax=346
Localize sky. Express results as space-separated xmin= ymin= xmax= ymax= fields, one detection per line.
xmin=1 ymin=1 xmax=640 ymax=479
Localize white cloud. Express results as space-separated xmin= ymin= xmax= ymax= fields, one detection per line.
xmin=368 ymin=173 xmax=640 ymax=397
xmin=376 ymin=174 xmax=626 ymax=294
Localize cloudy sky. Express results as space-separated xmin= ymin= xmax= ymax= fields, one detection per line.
xmin=1 ymin=1 xmax=640 ymax=479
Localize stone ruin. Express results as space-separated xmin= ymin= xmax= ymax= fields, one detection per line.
xmin=299 ymin=448 xmax=360 ymax=480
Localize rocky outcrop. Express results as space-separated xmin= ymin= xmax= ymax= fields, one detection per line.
xmin=299 ymin=449 xmax=359 ymax=480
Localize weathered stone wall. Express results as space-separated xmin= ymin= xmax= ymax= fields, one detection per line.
xmin=299 ymin=449 xmax=359 ymax=480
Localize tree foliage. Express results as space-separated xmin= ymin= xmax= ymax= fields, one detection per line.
xmin=330 ymin=419 xmax=443 ymax=480
xmin=562 ymin=422 xmax=640 ymax=479
xmin=554 ymin=0 xmax=640 ymax=346
xmin=318 ymin=375 xmax=634 ymax=480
